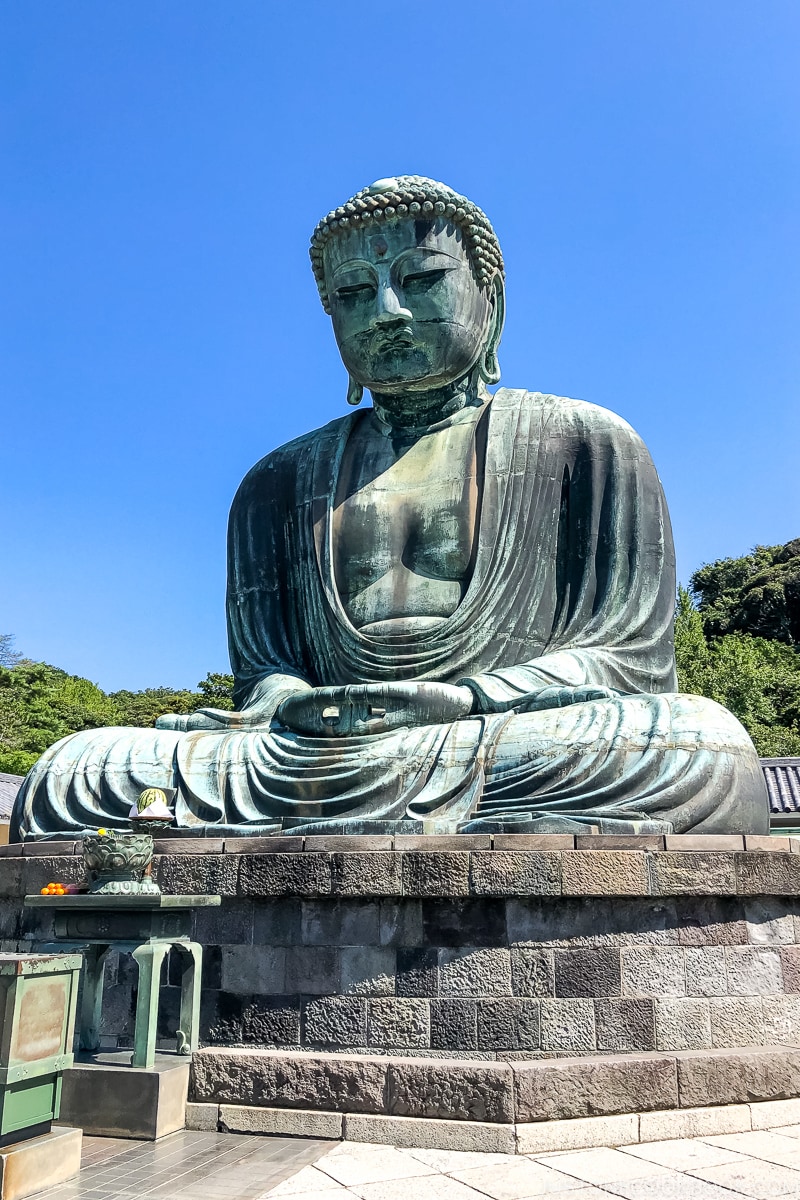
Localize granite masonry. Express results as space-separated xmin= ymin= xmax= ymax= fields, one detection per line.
xmin=6 ymin=834 xmax=800 ymax=1059
xmin=8 ymin=834 xmax=800 ymax=1149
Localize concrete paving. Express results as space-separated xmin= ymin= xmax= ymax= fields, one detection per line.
xmin=35 ymin=1124 xmax=800 ymax=1200
xmin=261 ymin=1128 xmax=800 ymax=1199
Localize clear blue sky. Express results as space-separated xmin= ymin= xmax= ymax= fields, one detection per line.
xmin=2 ymin=2 xmax=798 ymax=692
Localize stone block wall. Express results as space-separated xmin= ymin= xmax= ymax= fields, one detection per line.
xmin=179 ymin=893 xmax=800 ymax=1056
xmin=4 ymin=833 xmax=800 ymax=1058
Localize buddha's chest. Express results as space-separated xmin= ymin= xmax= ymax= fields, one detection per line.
xmin=331 ymin=413 xmax=484 ymax=623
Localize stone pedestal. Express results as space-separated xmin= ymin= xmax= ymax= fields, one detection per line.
xmin=8 ymin=834 xmax=800 ymax=1057
xmin=59 ymin=1052 xmax=189 ymax=1139
xmin=0 ymin=1126 xmax=81 ymax=1200
xmin=7 ymin=833 xmax=800 ymax=1150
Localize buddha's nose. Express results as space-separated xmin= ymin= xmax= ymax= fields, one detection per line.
xmin=371 ymin=282 xmax=412 ymax=327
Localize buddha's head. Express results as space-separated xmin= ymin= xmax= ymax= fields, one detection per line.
xmin=310 ymin=176 xmax=505 ymax=405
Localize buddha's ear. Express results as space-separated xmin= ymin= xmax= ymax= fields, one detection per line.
xmin=479 ymin=275 xmax=505 ymax=385
xmin=346 ymin=375 xmax=364 ymax=406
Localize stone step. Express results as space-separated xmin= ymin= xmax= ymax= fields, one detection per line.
xmin=190 ymin=1043 xmax=800 ymax=1128
xmin=186 ymin=1090 xmax=800 ymax=1155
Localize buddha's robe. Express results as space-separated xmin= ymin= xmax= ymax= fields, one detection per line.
xmin=11 ymin=390 xmax=769 ymax=838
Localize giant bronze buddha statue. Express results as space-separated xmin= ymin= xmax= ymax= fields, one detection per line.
xmin=12 ymin=176 xmax=769 ymax=839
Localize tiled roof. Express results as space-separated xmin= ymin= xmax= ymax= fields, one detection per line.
xmin=0 ymin=773 xmax=23 ymax=822
xmin=761 ymin=758 xmax=800 ymax=815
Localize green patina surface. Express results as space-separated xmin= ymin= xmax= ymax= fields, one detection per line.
xmin=12 ymin=176 xmax=770 ymax=839
xmin=25 ymin=897 xmax=216 ymax=1070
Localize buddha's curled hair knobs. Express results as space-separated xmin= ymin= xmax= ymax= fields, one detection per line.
xmin=309 ymin=175 xmax=505 ymax=313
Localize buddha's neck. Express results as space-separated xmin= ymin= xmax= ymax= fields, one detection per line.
xmin=370 ymin=374 xmax=487 ymax=436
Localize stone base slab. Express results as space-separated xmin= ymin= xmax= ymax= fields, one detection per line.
xmin=0 ymin=1127 xmax=81 ymax=1200
xmin=187 ymin=1092 xmax=800 ymax=1155
xmin=11 ymin=833 xmax=799 ymax=854
xmin=60 ymin=1053 xmax=189 ymax=1139
xmin=191 ymin=1044 xmax=800 ymax=1126
xmin=11 ymin=838 xmax=800 ymax=907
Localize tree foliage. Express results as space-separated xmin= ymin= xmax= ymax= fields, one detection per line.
xmin=674 ymin=587 xmax=800 ymax=756
xmin=691 ymin=539 xmax=800 ymax=645
xmin=108 ymin=687 xmax=207 ymax=729
xmin=0 ymin=635 xmax=22 ymax=669
xmin=0 ymin=644 xmax=234 ymax=776
xmin=195 ymin=673 xmax=236 ymax=708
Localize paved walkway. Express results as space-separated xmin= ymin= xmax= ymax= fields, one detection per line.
xmin=38 ymin=1130 xmax=329 ymax=1200
xmin=37 ymin=1124 xmax=800 ymax=1200
xmin=261 ymin=1127 xmax=800 ymax=1199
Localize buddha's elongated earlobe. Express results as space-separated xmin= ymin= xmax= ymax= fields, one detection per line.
xmin=347 ymin=375 xmax=364 ymax=406
xmin=478 ymin=345 xmax=502 ymax=385
xmin=477 ymin=276 xmax=505 ymax=385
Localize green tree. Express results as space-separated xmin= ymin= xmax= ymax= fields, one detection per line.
xmin=0 ymin=653 xmax=234 ymax=775
xmin=109 ymin=687 xmax=204 ymax=727
xmin=674 ymin=586 xmax=710 ymax=696
xmin=691 ymin=539 xmax=800 ymax=644
xmin=0 ymin=677 xmax=28 ymax=772
xmin=108 ymin=673 xmax=233 ymax=726
xmin=0 ymin=660 xmax=120 ymax=775
xmin=196 ymin=672 xmax=235 ymax=709
xmin=675 ymin=586 xmax=800 ymax=756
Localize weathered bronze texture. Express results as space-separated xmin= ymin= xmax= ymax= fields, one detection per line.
xmin=25 ymin=895 xmax=219 ymax=1069
xmin=82 ymin=831 xmax=159 ymax=896
xmin=11 ymin=175 xmax=769 ymax=838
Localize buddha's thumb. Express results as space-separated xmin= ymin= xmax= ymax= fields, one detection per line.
xmin=155 ymin=713 xmax=190 ymax=731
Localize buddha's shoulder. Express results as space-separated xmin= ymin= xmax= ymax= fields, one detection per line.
xmin=233 ymin=414 xmax=353 ymax=496
xmin=496 ymin=388 xmax=645 ymax=443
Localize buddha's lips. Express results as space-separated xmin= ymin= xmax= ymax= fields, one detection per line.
xmin=369 ymin=329 xmax=417 ymax=356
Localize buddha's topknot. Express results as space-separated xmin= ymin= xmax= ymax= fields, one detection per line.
xmin=310 ymin=175 xmax=505 ymax=313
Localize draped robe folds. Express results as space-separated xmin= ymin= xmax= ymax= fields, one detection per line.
xmin=11 ymin=390 xmax=769 ymax=839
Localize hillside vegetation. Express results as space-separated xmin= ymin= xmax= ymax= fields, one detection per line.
xmin=0 ymin=638 xmax=233 ymax=775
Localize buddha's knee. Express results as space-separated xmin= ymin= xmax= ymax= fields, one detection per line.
xmin=30 ymin=723 xmax=183 ymax=778
xmin=667 ymin=692 xmax=760 ymax=754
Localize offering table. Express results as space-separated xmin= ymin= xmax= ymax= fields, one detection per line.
xmin=24 ymin=894 xmax=220 ymax=1069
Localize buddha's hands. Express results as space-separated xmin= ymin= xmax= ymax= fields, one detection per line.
xmin=155 ymin=699 xmax=275 ymax=732
xmin=276 ymin=681 xmax=474 ymax=738
xmin=155 ymin=683 xmax=618 ymax=735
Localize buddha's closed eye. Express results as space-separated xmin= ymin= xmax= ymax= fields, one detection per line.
xmin=336 ymin=282 xmax=375 ymax=299
xmin=401 ymin=269 xmax=448 ymax=290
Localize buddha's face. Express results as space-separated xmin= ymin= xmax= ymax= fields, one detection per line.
xmin=323 ymin=218 xmax=495 ymax=395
